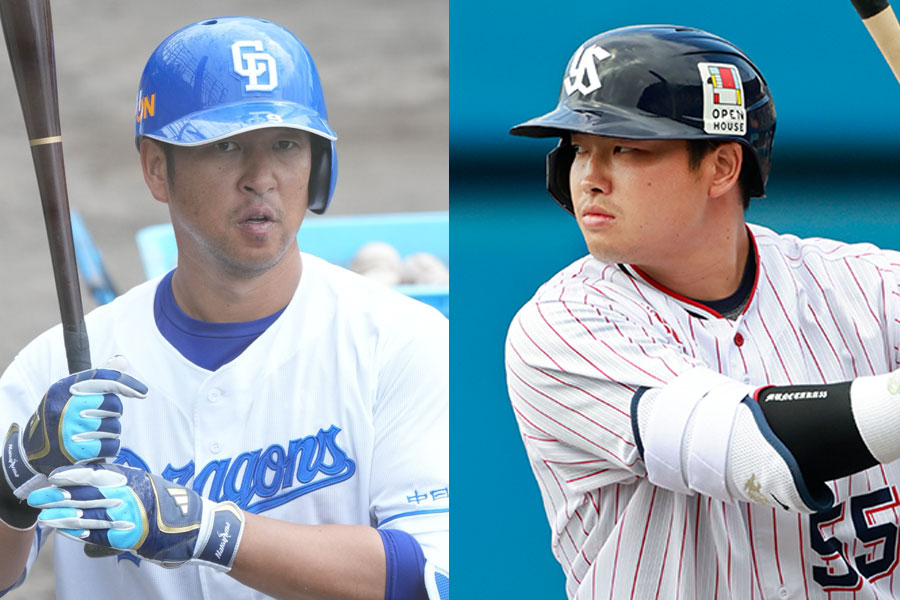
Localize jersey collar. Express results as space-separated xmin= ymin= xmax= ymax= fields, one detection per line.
xmin=625 ymin=226 xmax=760 ymax=320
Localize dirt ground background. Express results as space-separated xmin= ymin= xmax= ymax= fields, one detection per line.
xmin=0 ymin=1 xmax=447 ymax=597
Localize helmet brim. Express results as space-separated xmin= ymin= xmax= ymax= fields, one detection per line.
xmin=510 ymin=103 xmax=710 ymax=141
xmin=137 ymin=100 xmax=337 ymax=147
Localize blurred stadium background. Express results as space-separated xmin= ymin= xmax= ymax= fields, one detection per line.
xmin=0 ymin=1 xmax=446 ymax=597
xmin=451 ymin=1 xmax=900 ymax=597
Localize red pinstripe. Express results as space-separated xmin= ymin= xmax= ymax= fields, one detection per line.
xmin=561 ymin=295 xmax=598 ymax=340
xmin=844 ymin=257 xmax=882 ymax=327
xmin=736 ymin=337 xmax=753 ymax=378
xmin=535 ymin=302 xmax=638 ymax=393
xmin=807 ymin=303 xmax=843 ymax=366
xmin=799 ymin=512 xmax=811 ymax=597
xmin=676 ymin=501 xmax=689 ymax=600
xmin=694 ymin=499 xmax=701 ymax=590
xmin=609 ymin=506 xmax=628 ymax=600
xmin=708 ymin=497 xmax=719 ymax=600
xmin=723 ymin=503 xmax=732 ymax=595
xmin=764 ymin=267 xmax=808 ymax=359
xmin=819 ymin=262 xmax=863 ymax=376
xmin=772 ymin=509 xmax=785 ymax=585
xmin=559 ymin=299 xmax=668 ymax=384
xmin=854 ymin=321 xmax=877 ymax=374
xmin=567 ymin=469 xmax=610 ymax=484
xmin=511 ymin=338 xmax=631 ymax=419
xmin=799 ymin=326 xmax=828 ymax=382
xmin=509 ymin=382 xmax=637 ymax=466
xmin=514 ymin=316 xmax=565 ymax=371
xmin=757 ymin=311 xmax=793 ymax=383
xmin=747 ymin=504 xmax=764 ymax=594
xmin=509 ymin=372 xmax=633 ymax=453
xmin=654 ymin=507 xmax=676 ymax=600
xmin=630 ymin=487 xmax=658 ymax=600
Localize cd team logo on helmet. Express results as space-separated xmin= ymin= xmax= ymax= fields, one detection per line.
xmin=135 ymin=16 xmax=337 ymax=214
xmin=232 ymin=41 xmax=278 ymax=91
xmin=511 ymin=25 xmax=776 ymax=215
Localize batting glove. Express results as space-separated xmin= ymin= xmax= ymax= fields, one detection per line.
xmin=0 ymin=357 xmax=147 ymax=530
xmin=28 ymin=463 xmax=245 ymax=571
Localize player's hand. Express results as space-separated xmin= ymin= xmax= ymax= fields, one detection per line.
xmin=28 ymin=463 xmax=245 ymax=571
xmin=2 ymin=356 xmax=148 ymax=502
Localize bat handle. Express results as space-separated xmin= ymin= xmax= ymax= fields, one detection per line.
xmin=30 ymin=140 xmax=91 ymax=374
xmin=63 ymin=322 xmax=90 ymax=373
xmin=852 ymin=0 xmax=900 ymax=86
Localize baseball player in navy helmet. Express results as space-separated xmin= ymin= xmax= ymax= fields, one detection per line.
xmin=507 ymin=24 xmax=900 ymax=598
xmin=0 ymin=16 xmax=448 ymax=600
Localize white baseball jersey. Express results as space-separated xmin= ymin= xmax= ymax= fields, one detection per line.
xmin=506 ymin=223 xmax=900 ymax=599
xmin=1 ymin=253 xmax=449 ymax=600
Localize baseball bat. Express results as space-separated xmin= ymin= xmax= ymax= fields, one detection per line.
xmin=0 ymin=0 xmax=91 ymax=374
xmin=851 ymin=0 xmax=900 ymax=85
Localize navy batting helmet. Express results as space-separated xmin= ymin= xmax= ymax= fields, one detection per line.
xmin=135 ymin=16 xmax=337 ymax=214
xmin=510 ymin=25 xmax=776 ymax=214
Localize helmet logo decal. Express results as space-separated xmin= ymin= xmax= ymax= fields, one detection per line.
xmin=563 ymin=44 xmax=611 ymax=96
xmin=136 ymin=91 xmax=155 ymax=124
xmin=231 ymin=41 xmax=278 ymax=92
xmin=698 ymin=63 xmax=746 ymax=135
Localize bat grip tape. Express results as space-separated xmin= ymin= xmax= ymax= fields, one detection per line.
xmin=63 ymin=322 xmax=91 ymax=373
xmin=852 ymin=0 xmax=890 ymax=19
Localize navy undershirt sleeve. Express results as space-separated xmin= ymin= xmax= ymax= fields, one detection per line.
xmin=377 ymin=528 xmax=427 ymax=600
xmin=153 ymin=270 xmax=285 ymax=371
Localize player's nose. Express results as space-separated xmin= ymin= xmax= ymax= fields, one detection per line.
xmin=238 ymin=148 xmax=278 ymax=197
xmin=573 ymin=152 xmax=611 ymax=196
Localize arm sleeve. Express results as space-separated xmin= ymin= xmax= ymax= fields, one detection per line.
xmin=378 ymin=528 xmax=427 ymax=600
xmin=370 ymin=306 xmax=448 ymax=581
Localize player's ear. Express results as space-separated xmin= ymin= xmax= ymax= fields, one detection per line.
xmin=140 ymin=138 xmax=172 ymax=205
xmin=706 ymin=141 xmax=743 ymax=200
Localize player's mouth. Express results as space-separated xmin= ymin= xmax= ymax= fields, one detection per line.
xmin=237 ymin=206 xmax=278 ymax=236
xmin=580 ymin=206 xmax=615 ymax=229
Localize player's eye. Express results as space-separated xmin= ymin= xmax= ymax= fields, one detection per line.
xmin=613 ymin=145 xmax=636 ymax=154
xmin=216 ymin=141 xmax=239 ymax=152
xmin=275 ymin=140 xmax=299 ymax=150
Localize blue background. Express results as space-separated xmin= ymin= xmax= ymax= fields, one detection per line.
xmin=451 ymin=1 xmax=900 ymax=598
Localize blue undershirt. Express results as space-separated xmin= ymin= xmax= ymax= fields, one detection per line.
xmin=153 ymin=270 xmax=285 ymax=371
xmin=153 ymin=270 xmax=428 ymax=597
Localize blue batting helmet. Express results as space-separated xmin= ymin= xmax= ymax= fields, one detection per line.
xmin=135 ymin=16 xmax=337 ymax=214
xmin=511 ymin=25 xmax=776 ymax=214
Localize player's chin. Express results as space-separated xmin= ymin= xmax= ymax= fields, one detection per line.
xmin=218 ymin=244 xmax=294 ymax=278
xmin=583 ymin=236 xmax=629 ymax=265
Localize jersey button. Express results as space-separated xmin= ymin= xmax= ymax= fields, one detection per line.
xmin=776 ymin=586 xmax=789 ymax=599
xmin=209 ymin=441 xmax=221 ymax=454
xmin=733 ymin=332 xmax=744 ymax=347
xmin=208 ymin=389 xmax=222 ymax=403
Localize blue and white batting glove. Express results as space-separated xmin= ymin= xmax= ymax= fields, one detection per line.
xmin=0 ymin=357 xmax=147 ymax=529
xmin=28 ymin=463 xmax=245 ymax=571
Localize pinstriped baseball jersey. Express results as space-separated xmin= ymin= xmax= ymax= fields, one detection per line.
xmin=0 ymin=253 xmax=449 ymax=599
xmin=505 ymin=223 xmax=900 ymax=599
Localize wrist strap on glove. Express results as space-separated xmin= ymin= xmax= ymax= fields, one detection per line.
xmin=193 ymin=500 xmax=245 ymax=571
xmin=0 ymin=426 xmax=39 ymax=530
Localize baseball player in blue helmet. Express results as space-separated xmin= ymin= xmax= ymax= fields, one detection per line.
xmin=507 ymin=24 xmax=900 ymax=598
xmin=0 ymin=16 xmax=448 ymax=600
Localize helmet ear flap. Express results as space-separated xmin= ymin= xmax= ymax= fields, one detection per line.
xmin=547 ymin=140 xmax=575 ymax=215
xmin=308 ymin=137 xmax=335 ymax=215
